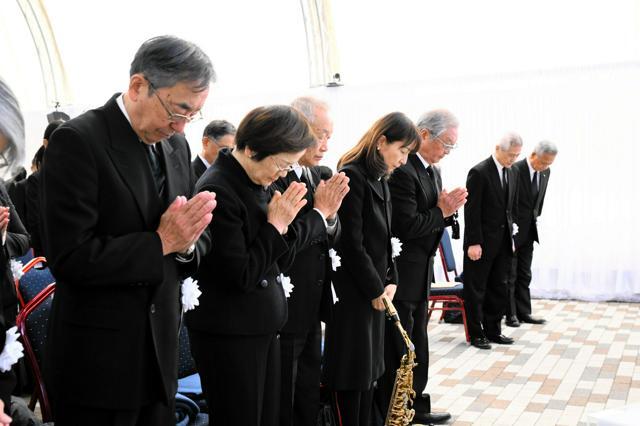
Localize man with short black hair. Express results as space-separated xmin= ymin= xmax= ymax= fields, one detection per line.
xmin=192 ymin=119 xmax=236 ymax=179
xmin=506 ymin=140 xmax=558 ymax=327
xmin=42 ymin=35 xmax=217 ymax=425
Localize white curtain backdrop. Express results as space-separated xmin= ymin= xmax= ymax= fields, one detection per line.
xmin=202 ymin=62 xmax=640 ymax=302
xmin=3 ymin=0 xmax=638 ymax=301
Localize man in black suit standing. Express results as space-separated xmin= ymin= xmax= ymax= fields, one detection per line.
xmin=277 ymin=96 xmax=350 ymax=426
xmin=464 ymin=132 xmax=522 ymax=350
xmin=385 ymin=109 xmax=466 ymax=425
xmin=505 ymin=140 xmax=558 ymax=327
xmin=192 ymin=119 xmax=236 ymax=179
xmin=41 ymin=36 xmax=217 ymax=425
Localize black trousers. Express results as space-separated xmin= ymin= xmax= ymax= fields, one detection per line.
xmin=463 ymin=242 xmax=512 ymax=338
xmin=189 ymin=329 xmax=280 ymax=426
xmin=377 ymin=299 xmax=430 ymax=418
xmin=54 ymin=400 xmax=174 ymax=426
xmin=279 ymin=323 xmax=321 ymax=426
xmin=333 ymin=388 xmax=374 ymax=426
xmin=507 ymin=240 xmax=535 ymax=319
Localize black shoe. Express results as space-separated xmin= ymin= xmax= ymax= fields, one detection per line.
xmin=487 ymin=334 xmax=514 ymax=344
xmin=411 ymin=411 xmax=452 ymax=425
xmin=519 ymin=315 xmax=546 ymax=324
xmin=505 ymin=316 xmax=520 ymax=327
xmin=470 ymin=337 xmax=492 ymax=350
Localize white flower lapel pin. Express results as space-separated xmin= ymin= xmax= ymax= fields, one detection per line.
xmin=10 ymin=259 xmax=23 ymax=280
xmin=391 ymin=237 xmax=403 ymax=259
xmin=181 ymin=277 xmax=202 ymax=313
xmin=280 ymin=273 xmax=294 ymax=298
xmin=0 ymin=327 xmax=24 ymax=373
xmin=328 ymin=249 xmax=341 ymax=271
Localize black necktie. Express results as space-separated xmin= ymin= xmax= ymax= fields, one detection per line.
xmin=502 ymin=167 xmax=509 ymax=202
xmin=145 ymin=144 xmax=165 ymax=196
xmin=531 ymin=171 xmax=539 ymax=201
xmin=426 ymin=166 xmax=439 ymax=193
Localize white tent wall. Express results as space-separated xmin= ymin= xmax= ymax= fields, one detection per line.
xmin=2 ymin=0 xmax=639 ymax=300
xmin=205 ymin=62 xmax=640 ymax=302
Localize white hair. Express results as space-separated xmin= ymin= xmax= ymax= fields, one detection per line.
xmin=290 ymin=96 xmax=329 ymax=124
xmin=416 ymin=109 xmax=459 ymax=137
xmin=534 ymin=140 xmax=558 ymax=156
xmin=498 ymin=132 xmax=523 ymax=150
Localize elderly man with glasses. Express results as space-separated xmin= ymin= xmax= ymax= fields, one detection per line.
xmin=192 ymin=119 xmax=236 ymax=180
xmin=382 ymin=109 xmax=466 ymax=425
xmin=41 ymin=35 xmax=217 ymax=425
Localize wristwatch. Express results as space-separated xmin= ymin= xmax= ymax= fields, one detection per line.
xmin=175 ymin=244 xmax=196 ymax=262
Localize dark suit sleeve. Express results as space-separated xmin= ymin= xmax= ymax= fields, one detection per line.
xmin=464 ymin=167 xmax=484 ymax=247
xmin=42 ymin=126 xmax=165 ymax=286
xmin=389 ymin=167 xmax=446 ymax=240
xmin=336 ymin=168 xmax=385 ymax=300
xmin=205 ymin=184 xmax=291 ymax=293
xmin=25 ymin=172 xmax=41 ymax=254
xmin=1 ymin=186 xmax=29 ymax=258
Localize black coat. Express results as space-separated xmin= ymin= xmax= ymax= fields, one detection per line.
xmin=5 ymin=171 xmax=27 ymax=225
xmin=0 ymin=184 xmax=30 ymax=407
xmin=42 ymin=94 xmax=202 ymax=409
xmin=272 ymin=167 xmax=339 ymax=334
xmin=389 ymin=154 xmax=449 ymax=301
xmin=322 ymin=159 xmax=397 ymax=390
xmin=25 ymin=171 xmax=42 ymax=256
xmin=512 ymin=159 xmax=550 ymax=247
xmin=191 ymin=156 xmax=207 ymax=181
xmin=186 ymin=149 xmax=300 ymax=335
xmin=463 ymin=156 xmax=518 ymax=257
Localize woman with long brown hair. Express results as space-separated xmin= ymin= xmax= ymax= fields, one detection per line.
xmin=322 ymin=112 xmax=420 ymax=425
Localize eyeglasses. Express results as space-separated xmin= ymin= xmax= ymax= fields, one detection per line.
xmin=147 ymin=79 xmax=203 ymax=124
xmin=435 ymin=135 xmax=457 ymax=153
xmin=270 ymin=156 xmax=299 ymax=173
xmin=207 ymin=136 xmax=235 ymax=150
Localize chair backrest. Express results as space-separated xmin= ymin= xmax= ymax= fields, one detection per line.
xmin=16 ymin=283 xmax=55 ymax=421
xmin=438 ymin=229 xmax=458 ymax=281
xmin=16 ymin=249 xmax=34 ymax=266
xmin=178 ymin=322 xmax=197 ymax=379
xmin=18 ymin=258 xmax=55 ymax=307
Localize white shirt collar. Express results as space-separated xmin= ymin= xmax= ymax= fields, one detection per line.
xmin=198 ymin=154 xmax=211 ymax=168
xmin=526 ymin=156 xmax=537 ymax=180
xmin=491 ymin=154 xmax=505 ymax=178
xmin=416 ymin=152 xmax=431 ymax=169
xmin=293 ymin=164 xmax=304 ymax=179
xmin=116 ymin=93 xmax=149 ymax=146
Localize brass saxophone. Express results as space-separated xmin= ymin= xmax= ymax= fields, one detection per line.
xmin=382 ymin=296 xmax=417 ymax=426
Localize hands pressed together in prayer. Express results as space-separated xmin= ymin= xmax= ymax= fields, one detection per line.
xmin=313 ymin=172 xmax=350 ymax=220
xmin=437 ymin=186 xmax=467 ymax=218
xmin=156 ymin=191 xmax=217 ymax=255
xmin=268 ymin=182 xmax=308 ymax=235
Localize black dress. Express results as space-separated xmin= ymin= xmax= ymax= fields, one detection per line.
xmin=186 ymin=149 xmax=299 ymax=426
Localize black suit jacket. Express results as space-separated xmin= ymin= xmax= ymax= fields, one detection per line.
xmin=322 ymin=159 xmax=398 ymax=390
xmin=0 ymin=184 xmax=29 ymax=406
xmin=463 ymin=156 xmax=518 ymax=257
xmin=512 ymin=159 xmax=550 ymax=247
xmin=186 ymin=149 xmax=301 ymax=335
xmin=25 ymin=171 xmax=43 ymax=256
xmin=42 ymin=94 xmax=202 ymax=409
xmin=273 ymin=167 xmax=340 ymax=334
xmin=191 ymin=156 xmax=207 ymax=181
xmin=389 ymin=154 xmax=449 ymax=301
xmin=5 ymin=172 xmax=28 ymax=225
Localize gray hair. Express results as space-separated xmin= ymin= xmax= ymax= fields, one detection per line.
xmin=416 ymin=109 xmax=459 ymax=137
xmin=290 ymin=96 xmax=329 ymax=124
xmin=534 ymin=140 xmax=558 ymax=156
xmin=0 ymin=78 xmax=25 ymax=175
xmin=130 ymin=35 xmax=215 ymax=92
xmin=498 ymin=131 xmax=523 ymax=151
